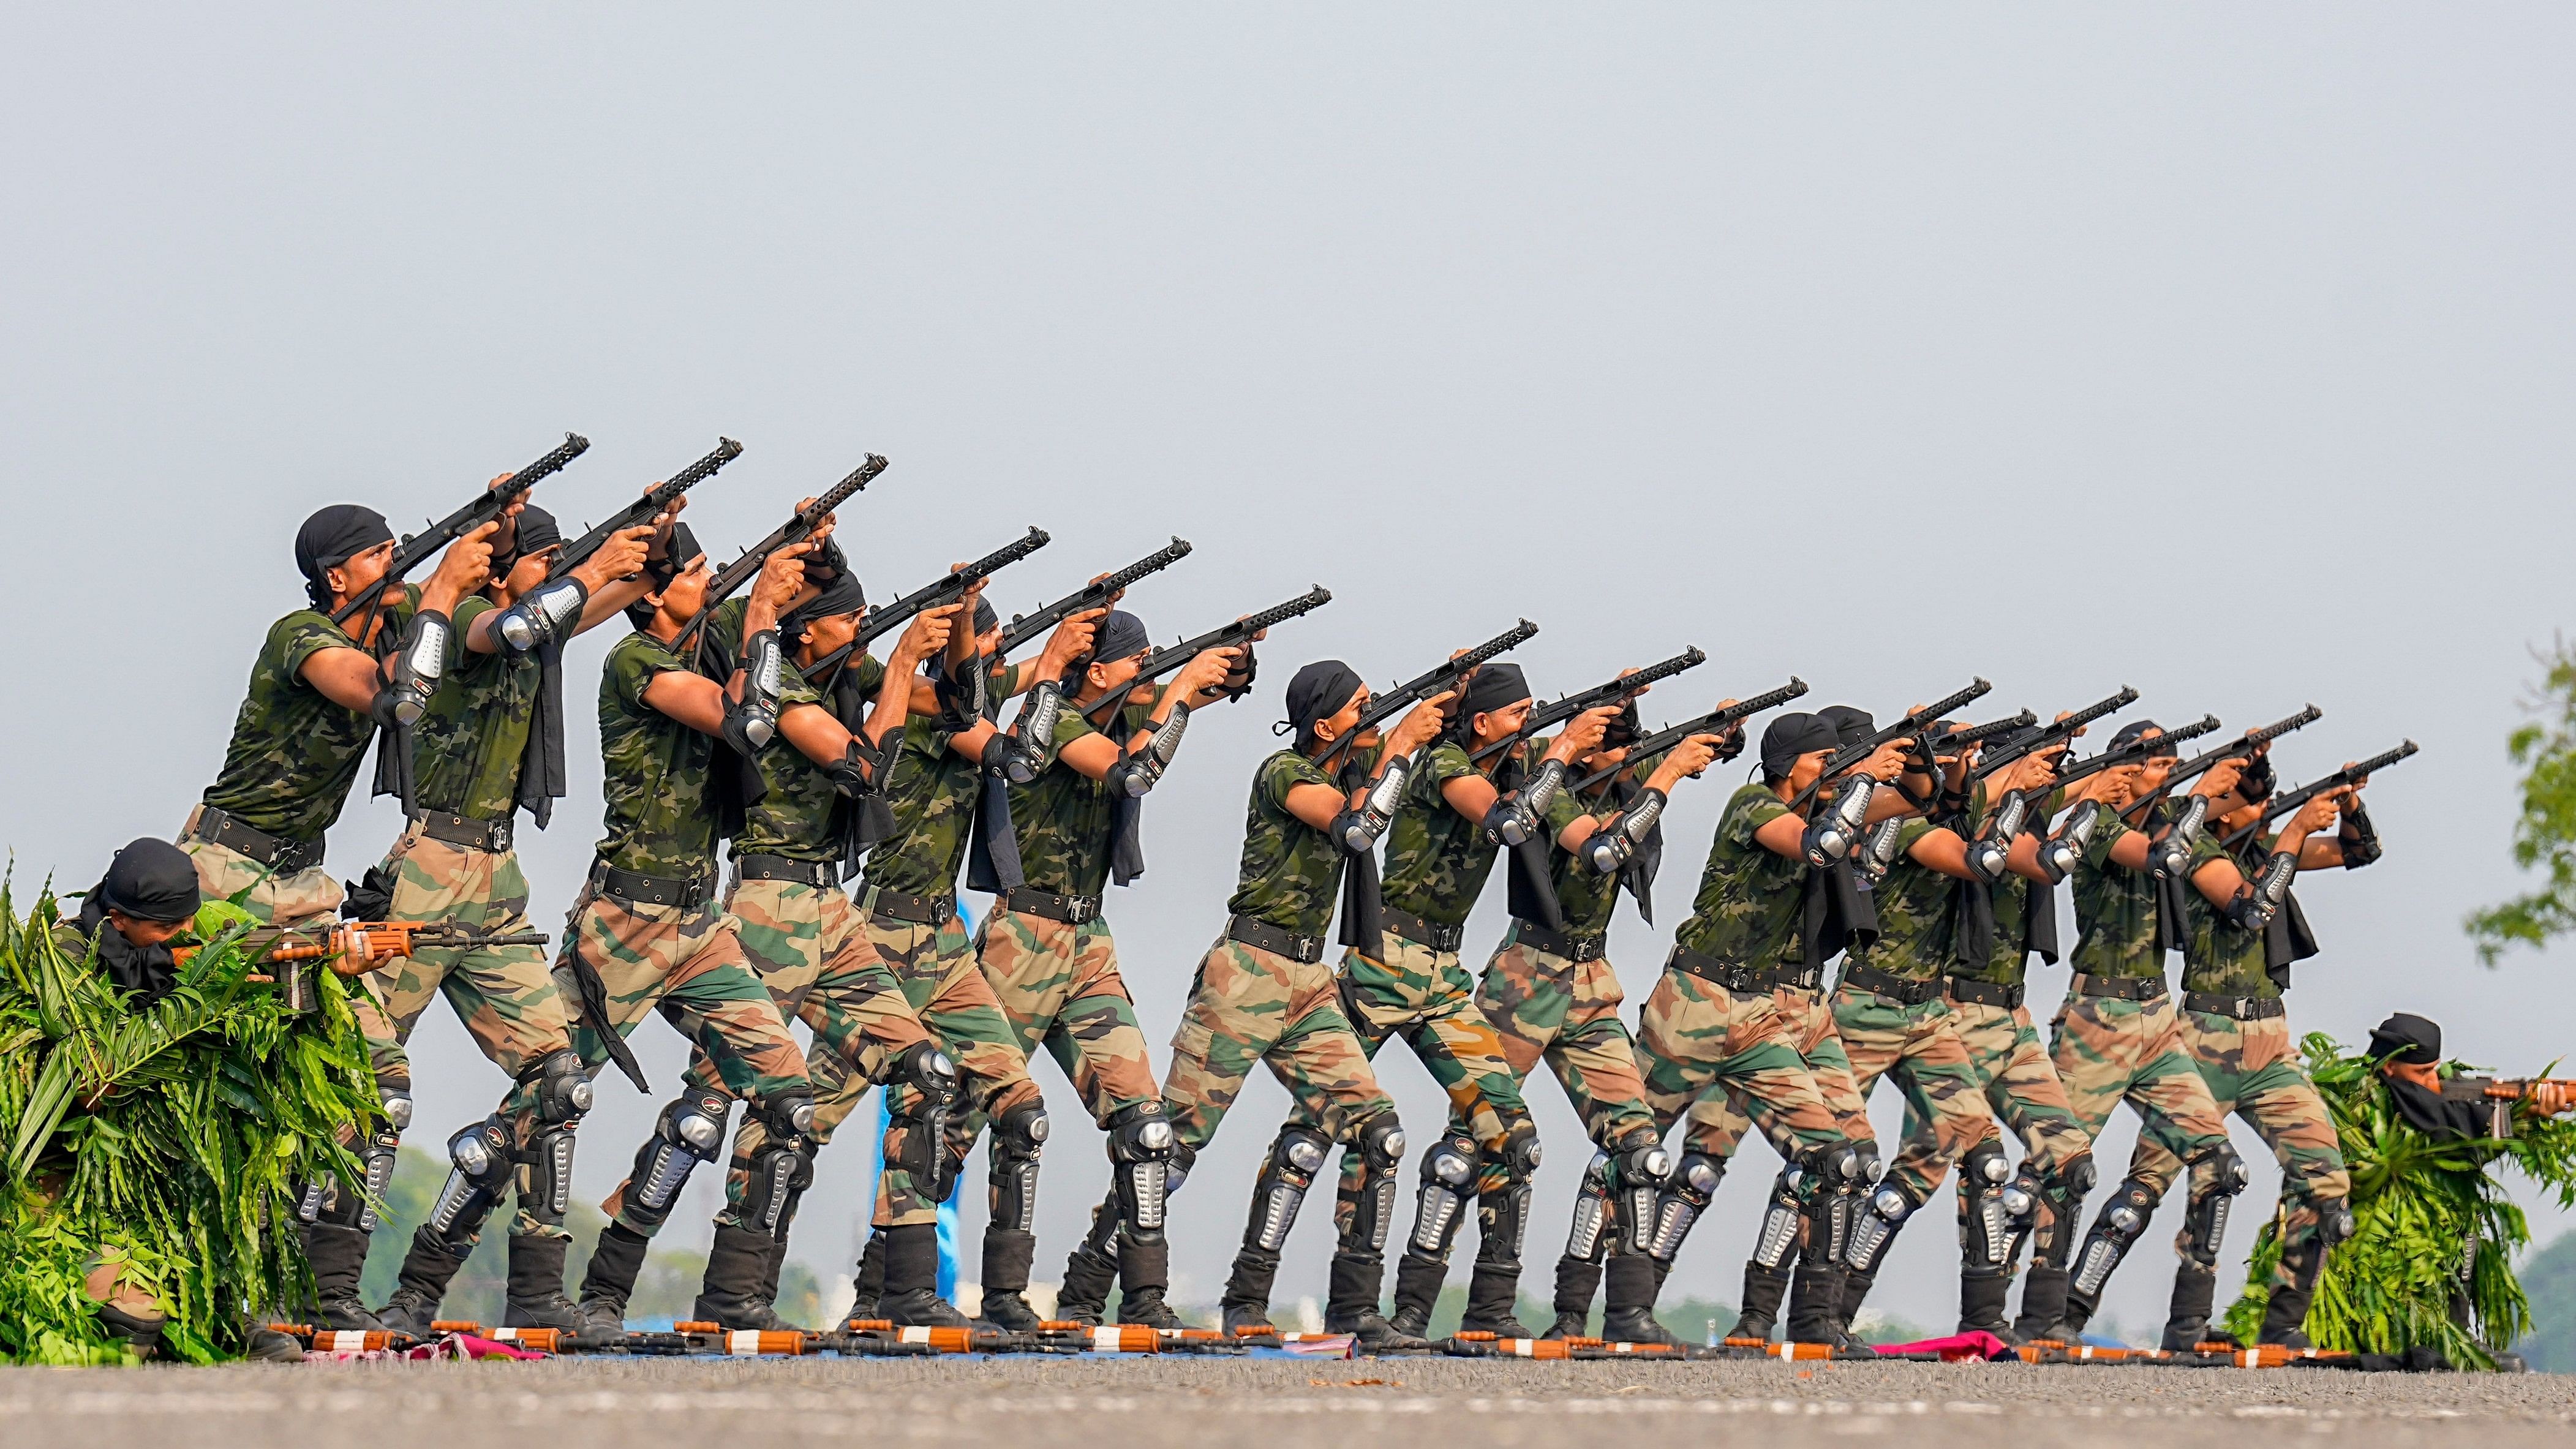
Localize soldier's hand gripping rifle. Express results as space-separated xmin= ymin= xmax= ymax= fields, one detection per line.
xmin=1072 ymin=586 xmax=1337 ymax=727
xmin=672 ymin=454 xmax=889 ymax=658
xmin=1466 ymin=646 xmax=1707 ymax=767
xmin=540 ymin=437 xmax=742 ymax=587
xmin=334 ymin=432 xmax=590 ymax=626
xmin=2441 ymin=1075 xmax=2576 ymax=1138
xmin=2125 ymin=704 xmax=2326 ymax=876
xmin=1319 ymin=619 xmax=1541 ymax=777
xmin=1784 ymin=679 xmax=1993 ymax=868
xmin=2217 ymin=740 xmax=2419 ymax=851
xmin=1973 ymin=687 xmax=2141 ymax=781
xmin=1954 ymin=687 xmax=2138 ymax=882
xmin=994 ymin=536 xmax=1196 ymax=658
xmin=1570 ymin=678 xmax=1810 ymax=792
xmin=818 ymin=526 xmax=1053 ymax=671
xmin=2013 ymin=715 xmax=2221 ymax=884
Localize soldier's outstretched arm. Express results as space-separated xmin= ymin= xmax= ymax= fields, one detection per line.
xmin=778 ymin=605 xmax=956 ymax=780
xmin=301 ymin=521 xmax=501 ymax=709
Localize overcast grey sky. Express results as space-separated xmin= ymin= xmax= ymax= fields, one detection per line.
xmin=8 ymin=6 xmax=2574 ymax=1336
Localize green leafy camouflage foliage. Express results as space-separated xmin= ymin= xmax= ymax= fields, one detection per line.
xmin=2468 ymin=639 xmax=2576 ymax=963
xmin=2220 ymin=1032 xmax=2576 ymax=1365
xmin=0 ymin=877 xmax=382 ymax=1363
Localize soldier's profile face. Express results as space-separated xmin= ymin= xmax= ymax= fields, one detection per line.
xmin=333 ymin=540 xmax=397 ymax=596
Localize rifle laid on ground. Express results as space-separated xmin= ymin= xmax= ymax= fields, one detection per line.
xmin=335 ymin=431 xmax=590 ymax=625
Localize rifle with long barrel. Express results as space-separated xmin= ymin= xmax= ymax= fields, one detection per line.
xmin=334 ymin=432 xmax=590 ymax=625
xmin=2047 ymin=714 xmax=2221 ymax=792
xmin=1934 ymin=709 xmax=2039 ymax=753
xmin=2446 ymin=1076 xmax=2576 ymax=1138
xmin=1972 ymin=687 xmax=2141 ymax=778
xmin=672 ymin=454 xmax=887 ymax=655
xmin=2119 ymin=704 xmax=2323 ymax=822
xmin=543 ymin=437 xmax=742 ymax=584
xmin=1076 ymin=586 xmax=1336 ymax=724
xmin=1571 ymin=677 xmax=1810 ymax=791
xmin=1320 ymin=620 xmax=1540 ymax=772
xmin=995 ymin=537 xmax=1196 ymax=658
xmin=2218 ymin=740 xmax=2418 ymax=849
xmin=1466 ymin=646 xmax=1708 ymax=766
xmin=1785 ymin=678 xmax=1994 ymax=813
xmin=838 ymin=527 xmax=1052 ymax=660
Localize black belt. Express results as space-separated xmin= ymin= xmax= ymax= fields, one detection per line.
xmin=865 ymin=885 xmax=956 ymax=927
xmin=2070 ymin=972 xmax=2167 ymax=1002
xmin=1945 ymin=976 xmax=2025 ymax=1010
xmin=2184 ymin=991 xmax=2286 ymax=1021
xmin=1227 ymin=914 xmax=1328 ymax=965
xmin=1665 ymin=944 xmax=1780 ymax=995
xmin=410 ymin=808 xmax=513 ymax=855
xmin=1840 ymin=964 xmax=1947 ymax=1007
xmin=189 ymin=805 xmax=325 ymax=875
xmin=736 ymin=854 xmax=835 ymax=889
xmin=1379 ymin=905 xmax=1464 ymax=955
xmin=998 ymin=887 xmax=1103 ymax=925
xmin=1512 ymin=919 xmax=1606 ymax=963
xmin=590 ymin=860 xmax=712 ymax=909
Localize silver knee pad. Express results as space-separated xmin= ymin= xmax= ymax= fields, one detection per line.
xmin=1249 ymin=1126 xmax=1331 ymax=1253
xmin=1109 ymin=1101 xmax=1176 ymax=1238
xmin=1407 ymin=1130 xmax=1479 ymax=1259
xmin=1844 ymin=1177 xmax=1921 ymax=1274
xmin=627 ymin=1088 xmax=731 ymax=1230
xmin=2071 ymin=1176 xmax=2160 ymax=1300
xmin=426 ymin=1116 xmax=514 ymax=1251
xmin=522 ymin=1049 xmax=594 ymax=1227
xmin=987 ymin=1097 xmax=1047 ymax=1234
xmin=1565 ymin=1151 xmax=1614 ymax=1265
xmin=1343 ymin=1112 xmax=1407 ymax=1255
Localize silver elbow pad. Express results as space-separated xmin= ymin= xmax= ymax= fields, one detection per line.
xmin=1804 ymin=778 xmax=1874 ymax=867
xmin=392 ymin=611 xmax=452 ymax=724
xmin=1520 ymin=758 xmax=1567 ymax=819
xmin=496 ymin=576 xmax=589 ymax=652
xmin=1336 ymin=755 xmax=1408 ymax=852
xmin=2042 ymin=799 xmax=2101 ymax=883
xmin=737 ymin=628 xmax=785 ymax=748
xmin=1009 ymin=682 xmax=1064 ymax=781
xmin=1966 ymin=796 xmax=2025 ymax=884
xmin=2153 ymin=795 xmax=2209 ymax=878
xmin=1120 ymin=703 xmax=1190 ymax=797
xmin=1622 ymin=785 xmax=1666 ymax=843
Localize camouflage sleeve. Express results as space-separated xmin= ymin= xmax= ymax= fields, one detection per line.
xmin=1052 ymin=696 xmax=1104 ymax=753
xmin=855 ymin=650 xmax=887 ymax=701
xmin=1260 ymin=751 xmax=1333 ymax=811
xmin=277 ymin=611 xmax=363 ymax=685
xmin=1894 ymin=816 xmax=1937 ymax=857
xmin=1420 ymin=740 xmax=1476 ymax=788
xmin=609 ymin=633 xmax=687 ymax=713
xmin=2085 ymin=802 xmax=2133 ymax=866
xmin=1720 ymin=783 xmax=1789 ymax=850
xmin=446 ymin=595 xmax=500 ymax=676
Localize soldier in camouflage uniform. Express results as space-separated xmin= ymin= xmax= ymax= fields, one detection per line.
xmin=1167 ymin=660 xmax=1445 ymax=1345
xmin=989 ymin=609 xmax=1248 ymax=1331
xmin=2128 ymin=773 xmax=2369 ymax=1349
xmin=572 ymin=552 xmax=975 ymax=1335
xmin=1259 ymin=661 xmax=1601 ymax=1346
xmin=1858 ymin=729 xmax=2098 ymax=1341
xmin=2046 ymin=721 xmax=2250 ymax=1341
xmin=1493 ymin=702 xmax=1738 ymax=1346
xmin=378 ymin=524 xmax=828 ymax=1338
xmin=181 ymin=501 xmax=500 ymax=1331
xmin=1632 ymin=711 xmax=1911 ymax=1347
xmin=358 ymin=495 xmax=667 ymax=1338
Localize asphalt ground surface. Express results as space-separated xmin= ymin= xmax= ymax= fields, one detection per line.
xmin=7 ymin=1355 xmax=2575 ymax=1449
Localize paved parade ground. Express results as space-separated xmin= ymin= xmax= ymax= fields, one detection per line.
xmin=7 ymin=1356 xmax=2575 ymax=1449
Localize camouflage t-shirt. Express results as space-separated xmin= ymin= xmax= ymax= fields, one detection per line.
xmin=1853 ymin=819 xmax=1949 ymax=981
xmin=201 ymin=592 xmax=417 ymax=843
xmin=733 ymin=651 xmax=886 ymax=864
xmin=1537 ymin=743 xmax=1664 ymax=938
xmin=407 ymin=595 xmax=539 ymax=822
xmin=861 ymin=669 xmax=999 ymax=903
xmin=2068 ymin=800 xmax=2166 ymax=979
xmin=1226 ymin=748 xmax=1348 ymax=939
xmin=1004 ymin=694 xmax=1146 ymax=900
xmin=1674 ymin=781 xmax=1807 ymax=971
xmin=1379 ymin=742 xmax=1505 ymax=929
xmin=2177 ymin=832 xmax=2278 ymax=999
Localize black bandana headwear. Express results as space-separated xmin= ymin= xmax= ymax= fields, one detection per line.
xmin=1460 ymin=662 xmax=1532 ymax=721
xmin=99 ymin=838 xmax=202 ymax=923
xmin=2370 ymin=1013 xmax=2442 ymax=1066
xmin=2367 ymin=1012 xmax=2493 ymax=1139
xmin=2109 ymin=718 xmax=2167 ymax=754
xmin=296 ymin=505 xmax=394 ymax=611
xmin=1091 ymin=610 xmax=1150 ymax=667
xmin=973 ymin=598 xmax=999 ymax=638
xmin=510 ymin=503 xmax=563 ymax=563
xmin=1282 ymin=660 xmax=1365 ymax=755
xmin=1760 ymin=712 xmax=1839 ymax=778
xmin=781 ymin=571 xmax=868 ymax=644
xmin=1818 ymin=706 xmax=1875 ymax=750
xmin=498 ymin=502 xmax=579 ymax=829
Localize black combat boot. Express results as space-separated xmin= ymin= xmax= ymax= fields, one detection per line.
xmin=501 ymin=1233 xmax=585 ymax=1333
xmin=1461 ymin=1260 xmax=1533 ymax=1338
xmin=377 ymin=1225 xmax=470 ymax=1339
xmin=877 ymin=1222 xmax=974 ymax=1328
xmin=758 ymin=1233 xmax=800 ymax=1329
xmin=1385 ymin=1252 xmax=1447 ymax=1339
xmin=1782 ymin=1265 xmax=1845 ymax=1348
xmin=979 ymin=1228 xmax=1045 ymax=1331
xmin=694 ymin=1223 xmax=791 ymax=1331
xmin=575 ymin=1221 xmax=651 ymax=1340
xmin=1833 ymin=1268 xmax=1876 ymax=1350
xmin=1220 ymin=1246 xmax=1282 ymax=1336
xmin=1543 ymin=1254 xmax=1602 ymax=1339
xmin=1117 ymin=1233 xmax=1185 ymax=1330
xmin=1325 ymin=1248 xmax=1425 ymax=1350
xmin=302 ymin=1222 xmax=385 ymax=1331
xmin=1056 ymin=1238 xmax=1119 ymax=1327
xmin=2258 ymin=1238 xmax=2324 ymax=1349
xmin=2160 ymin=1262 xmax=2232 ymax=1352
xmin=1726 ymin=1262 xmax=1791 ymax=1343
xmin=846 ymin=1230 xmax=886 ymax=1323
xmin=1959 ymin=1267 xmax=2020 ymax=1343
xmin=1600 ymin=1252 xmax=1681 ymax=1347
xmin=2014 ymin=1265 xmax=2073 ymax=1344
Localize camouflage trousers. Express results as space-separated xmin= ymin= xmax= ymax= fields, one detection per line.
xmin=1894 ymin=997 xmax=2093 ymax=1178
xmin=1679 ymin=982 xmax=1875 ymax=1162
xmin=359 ymin=823 xmax=573 ymax=1094
xmin=1165 ymin=935 xmax=1395 ymax=1180
xmin=607 ymin=878 xmax=936 ymax=1236
xmin=1818 ymin=983 xmax=1997 ymax=1202
xmin=541 ymin=883 xmax=810 ymax=1241
xmin=856 ymin=901 xmax=1042 ymax=1229
xmin=1451 ymin=926 xmax=1656 ymax=1153
xmin=1288 ymin=934 xmax=1531 ymax=1202
xmin=178 ymin=807 xmax=344 ymax=927
xmin=2131 ymin=1012 xmax=2351 ymax=1287
xmin=2047 ymin=986 xmax=2234 ymax=1199
xmin=973 ymin=907 xmax=1162 ymax=1126
xmin=1635 ymin=967 xmax=1847 ymax=1167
